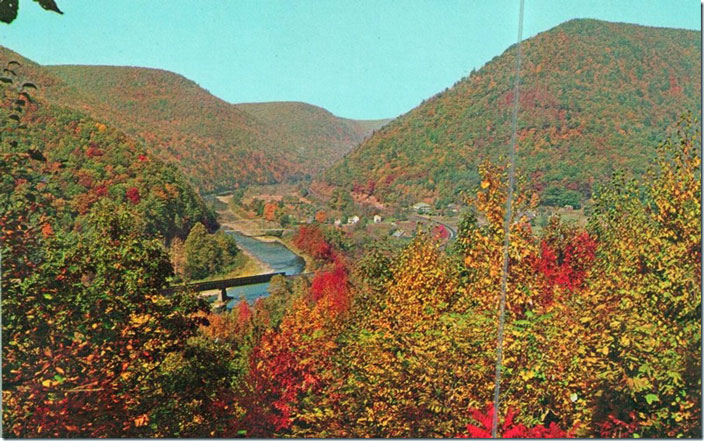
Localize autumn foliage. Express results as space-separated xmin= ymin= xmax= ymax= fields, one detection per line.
xmin=293 ymin=224 xmax=335 ymax=262
xmin=1 ymin=46 xmax=700 ymax=438
xmin=459 ymin=404 xmax=570 ymax=438
xmin=310 ymin=260 xmax=350 ymax=314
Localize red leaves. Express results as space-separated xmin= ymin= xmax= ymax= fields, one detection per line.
xmin=459 ymin=404 xmax=571 ymax=438
xmin=310 ymin=260 xmax=350 ymax=314
xmin=293 ymin=225 xmax=335 ymax=262
xmin=237 ymin=300 xmax=252 ymax=324
xmin=432 ymin=224 xmax=450 ymax=240
xmin=125 ymin=187 xmax=140 ymax=205
xmin=597 ymin=412 xmax=639 ymax=438
xmin=533 ymin=231 xmax=597 ymax=304
xmin=85 ymin=145 xmax=104 ymax=158
xmin=94 ymin=184 xmax=108 ymax=197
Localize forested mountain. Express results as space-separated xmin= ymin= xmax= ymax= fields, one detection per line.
xmin=39 ymin=64 xmax=382 ymax=192
xmin=44 ymin=64 xmax=293 ymax=192
xmin=236 ymin=101 xmax=388 ymax=170
xmin=0 ymin=46 xmax=385 ymax=193
xmin=0 ymin=67 xmax=216 ymax=243
xmin=320 ymin=19 xmax=701 ymax=207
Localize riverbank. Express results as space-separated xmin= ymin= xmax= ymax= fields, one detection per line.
xmin=216 ymin=194 xmax=309 ymax=273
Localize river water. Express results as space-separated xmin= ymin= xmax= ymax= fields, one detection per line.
xmin=220 ymin=231 xmax=305 ymax=307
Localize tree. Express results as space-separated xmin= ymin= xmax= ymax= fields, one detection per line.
xmin=184 ymin=222 xmax=222 ymax=280
xmin=263 ymin=202 xmax=277 ymax=222
xmin=2 ymin=200 xmax=209 ymax=437
xmin=581 ymin=115 xmax=701 ymax=437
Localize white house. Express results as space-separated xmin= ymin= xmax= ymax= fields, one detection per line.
xmin=334 ymin=219 xmax=342 ymax=226
xmin=373 ymin=215 xmax=382 ymax=223
xmin=348 ymin=215 xmax=360 ymax=225
xmin=412 ymin=202 xmax=431 ymax=213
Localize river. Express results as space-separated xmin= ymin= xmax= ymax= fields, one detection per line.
xmin=220 ymin=231 xmax=305 ymax=308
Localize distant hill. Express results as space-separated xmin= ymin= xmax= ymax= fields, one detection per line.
xmin=30 ymin=63 xmax=386 ymax=192
xmin=319 ymin=19 xmax=701 ymax=208
xmin=44 ymin=64 xmax=295 ymax=192
xmin=236 ymin=101 xmax=389 ymax=171
xmin=0 ymin=45 xmax=387 ymax=193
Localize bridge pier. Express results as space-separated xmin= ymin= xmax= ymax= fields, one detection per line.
xmin=217 ymin=287 xmax=231 ymax=303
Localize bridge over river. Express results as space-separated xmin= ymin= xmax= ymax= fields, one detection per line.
xmin=163 ymin=230 xmax=309 ymax=310
xmin=163 ymin=271 xmax=313 ymax=309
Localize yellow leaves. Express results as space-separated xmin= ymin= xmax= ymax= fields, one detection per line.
xmin=625 ymin=376 xmax=652 ymax=393
xmin=55 ymin=366 xmax=65 ymax=375
xmin=130 ymin=314 xmax=152 ymax=326
xmin=480 ymin=179 xmax=490 ymax=189
xmin=520 ymin=369 xmax=535 ymax=381
xmin=600 ymin=346 xmax=609 ymax=356
xmin=41 ymin=378 xmax=60 ymax=387
xmin=133 ymin=414 xmax=149 ymax=427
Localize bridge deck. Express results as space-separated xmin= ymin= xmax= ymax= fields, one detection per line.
xmin=162 ymin=272 xmax=285 ymax=295
xmin=162 ymin=271 xmax=313 ymax=302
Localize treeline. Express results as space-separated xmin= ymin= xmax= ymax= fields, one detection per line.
xmin=3 ymin=114 xmax=698 ymax=437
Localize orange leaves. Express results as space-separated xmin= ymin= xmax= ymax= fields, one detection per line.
xmin=263 ymin=202 xmax=277 ymax=221
xmin=314 ymin=210 xmax=327 ymax=223
xmin=40 ymin=222 xmax=54 ymax=238
xmin=133 ymin=414 xmax=149 ymax=428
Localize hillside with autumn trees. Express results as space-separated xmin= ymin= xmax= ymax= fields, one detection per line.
xmin=0 ymin=45 xmax=386 ymax=193
xmin=0 ymin=66 xmax=216 ymax=243
xmin=5 ymin=61 xmax=379 ymax=192
xmin=4 ymin=106 xmax=698 ymax=437
xmin=235 ymin=101 xmax=389 ymax=170
xmin=320 ymin=19 xmax=701 ymax=208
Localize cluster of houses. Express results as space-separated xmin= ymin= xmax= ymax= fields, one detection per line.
xmin=330 ymin=214 xmax=383 ymax=226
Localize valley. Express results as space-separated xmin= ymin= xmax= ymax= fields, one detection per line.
xmin=1 ymin=9 xmax=700 ymax=439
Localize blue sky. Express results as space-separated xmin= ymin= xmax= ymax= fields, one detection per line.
xmin=0 ymin=1 xmax=699 ymax=120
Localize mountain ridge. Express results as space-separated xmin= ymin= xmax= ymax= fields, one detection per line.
xmin=0 ymin=47 xmax=387 ymax=193
xmin=319 ymin=18 xmax=701 ymax=207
